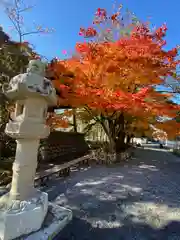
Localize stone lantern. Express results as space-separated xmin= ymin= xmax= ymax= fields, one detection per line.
xmin=0 ymin=60 xmax=72 ymax=240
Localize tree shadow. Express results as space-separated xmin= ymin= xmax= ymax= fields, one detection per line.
xmin=56 ymin=218 xmax=180 ymax=240
xmin=42 ymin=147 xmax=180 ymax=239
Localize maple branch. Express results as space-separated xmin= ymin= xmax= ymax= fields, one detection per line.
xmin=100 ymin=120 xmax=111 ymax=139
xmin=84 ymin=106 xmax=112 ymax=139
xmin=108 ymin=118 xmax=116 ymax=139
xmin=84 ymin=106 xmax=101 ymax=123
xmin=110 ymin=111 xmax=116 ymax=119
xmin=82 ymin=121 xmax=97 ymax=134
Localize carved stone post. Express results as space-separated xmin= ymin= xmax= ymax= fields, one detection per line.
xmin=0 ymin=60 xmax=58 ymax=240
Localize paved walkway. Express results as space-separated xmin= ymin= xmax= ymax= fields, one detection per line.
xmin=42 ymin=144 xmax=180 ymax=240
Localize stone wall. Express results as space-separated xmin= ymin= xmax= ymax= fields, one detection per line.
xmin=90 ymin=147 xmax=135 ymax=164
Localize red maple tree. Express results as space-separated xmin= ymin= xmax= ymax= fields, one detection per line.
xmin=48 ymin=6 xmax=180 ymax=153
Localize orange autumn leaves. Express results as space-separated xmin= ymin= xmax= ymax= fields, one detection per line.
xmin=51 ymin=25 xmax=179 ymax=110
xmin=155 ymin=120 xmax=180 ymax=139
xmin=48 ymin=7 xmax=179 ymax=137
xmin=46 ymin=110 xmax=73 ymax=130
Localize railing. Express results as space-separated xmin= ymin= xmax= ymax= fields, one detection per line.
xmin=2 ymin=147 xmax=134 ymax=190
xmin=34 ymin=147 xmax=134 ymax=187
xmin=34 ymin=154 xmax=91 ymax=186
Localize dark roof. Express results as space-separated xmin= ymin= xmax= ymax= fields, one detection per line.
xmin=0 ymin=27 xmax=9 ymax=45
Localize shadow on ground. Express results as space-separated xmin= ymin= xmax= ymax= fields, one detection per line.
xmin=42 ymin=146 xmax=180 ymax=239
xmin=55 ymin=218 xmax=180 ymax=240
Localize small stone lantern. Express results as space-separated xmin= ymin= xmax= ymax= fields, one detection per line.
xmin=0 ymin=60 xmax=72 ymax=240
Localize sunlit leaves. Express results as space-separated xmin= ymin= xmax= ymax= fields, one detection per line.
xmin=48 ymin=5 xmax=179 ymax=138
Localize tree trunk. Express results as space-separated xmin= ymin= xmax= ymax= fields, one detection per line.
xmin=115 ymin=113 xmax=126 ymax=152
xmin=126 ymin=134 xmax=131 ymax=144
xmin=99 ymin=113 xmax=127 ymax=154
xmin=100 ymin=119 xmax=116 ymax=153
xmin=73 ymin=108 xmax=77 ymax=132
xmin=109 ymin=136 xmax=116 ymax=153
xmin=116 ymin=132 xmax=126 ymax=152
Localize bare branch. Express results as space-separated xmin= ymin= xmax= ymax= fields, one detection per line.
xmin=18 ymin=6 xmax=34 ymax=13
xmin=21 ymin=30 xmax=47 ymax=36
xmin=6 ymin=13 xmax=20 ymax=36
xmin=3 ymin=0 xmax=53 ymax=44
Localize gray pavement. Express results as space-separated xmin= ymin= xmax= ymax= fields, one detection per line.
xmin=42 ymin=144 xmax=180 ymax=239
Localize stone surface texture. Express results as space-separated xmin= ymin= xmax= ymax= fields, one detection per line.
xmin=0 ymin=60 xmax=62 ymax=240
xmin=0 ymin=192 xmax=48 ymax=240
xmin=23 ymin=203 xmax=72 ymax=240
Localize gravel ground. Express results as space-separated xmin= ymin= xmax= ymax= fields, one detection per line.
xmin=39 ymin=144 xmax=180 ymax=239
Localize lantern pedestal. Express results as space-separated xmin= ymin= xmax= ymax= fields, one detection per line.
xmin=0 ymin=60 xmax=72 ymax=240
xmin=0 ymin=191 xmax=48 ymax=240
xmin=0 ymin=198 xmax=72 ymax=240
xmin=23 ymin=203 xmax=72 ymax=240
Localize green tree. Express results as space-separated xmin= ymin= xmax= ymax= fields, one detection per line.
xmin=0 ymin=0 xmax=53 ymax=160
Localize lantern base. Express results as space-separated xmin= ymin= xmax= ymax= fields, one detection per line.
xmin=24 ymin=204 xmax=72 ymax=240
xmin=0 ymin=191 xmax=48 ymax=240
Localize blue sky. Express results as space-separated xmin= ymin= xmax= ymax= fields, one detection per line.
xmin=0 ymin=0 xmax=179 ymax=104
xmin=0 ymin=0 xmax=179 ymax=60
